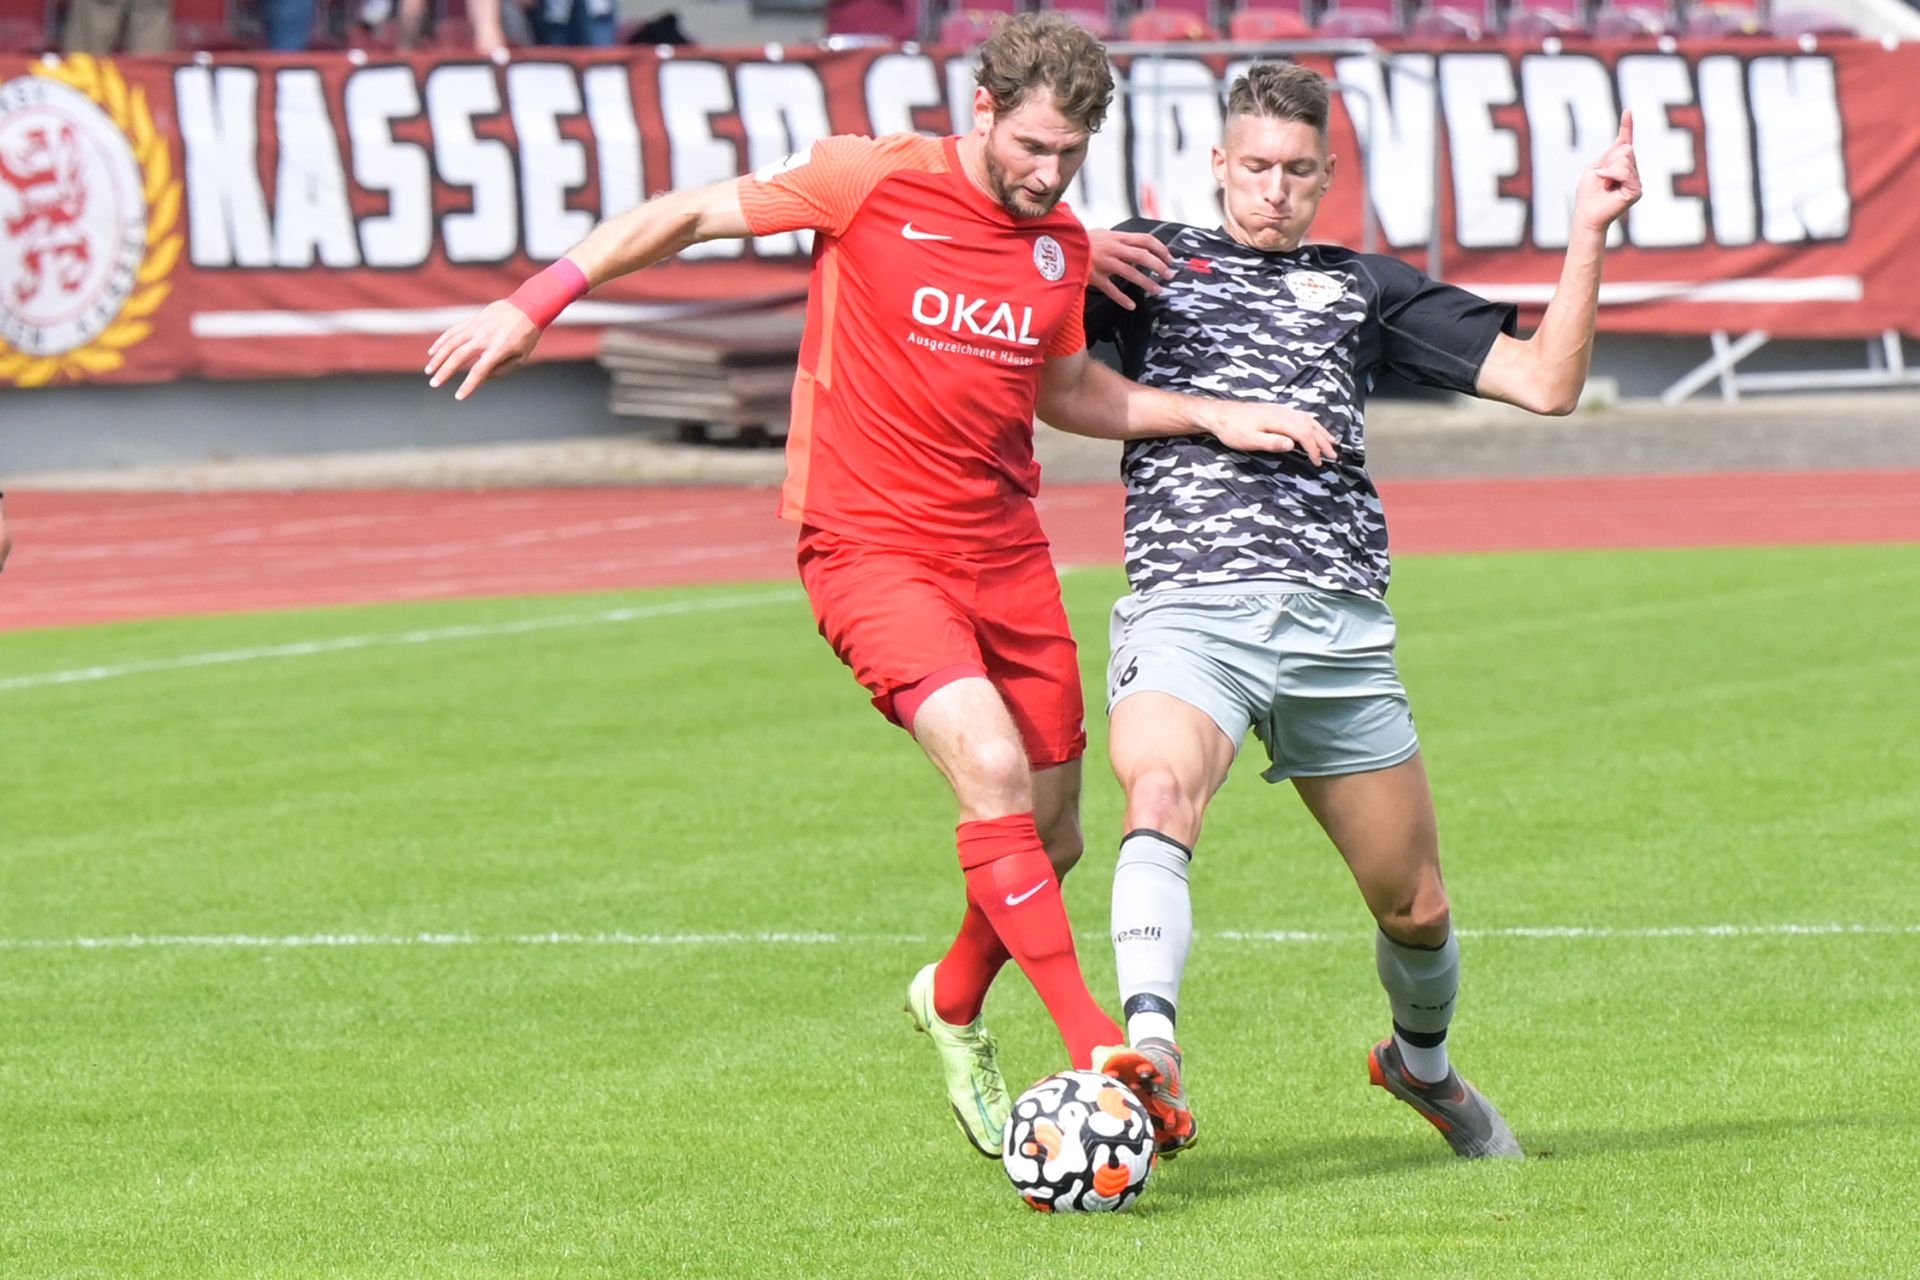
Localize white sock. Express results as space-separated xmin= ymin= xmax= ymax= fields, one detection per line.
xmin=1394 ymin=1033 xmax=1451 ymax=1085
xmin=1128 ymin=1009 xmax=1177 ymax=1045
xmin=1375 ymin=930 xmax=1458 ymax=1084
xmin=1111 ymin=829 xmax=1193 ymax=1045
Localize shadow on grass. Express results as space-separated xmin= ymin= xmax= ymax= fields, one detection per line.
xmin=1132 ymin=1110 xmax=1909 ymax=1208
xmin=1140 ymin=1134 xmax=1436 ymax=1206
xmin=1515 ymin=1111 xmax=1912 ymax=1163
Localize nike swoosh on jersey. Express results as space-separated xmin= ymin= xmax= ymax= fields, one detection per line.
xmin=901 ymin=222 xmax=954 ymax=241
xmin=1005 ymin=881 xmax=1049 ymax=906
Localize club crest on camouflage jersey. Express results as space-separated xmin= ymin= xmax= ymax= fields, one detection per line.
xmin=1033 ymin=235 xmax=1066 ymax=282
xmin=1283 ymin=269 xmax=1345 ymax=311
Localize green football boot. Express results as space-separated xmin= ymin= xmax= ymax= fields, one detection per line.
xmin=905 ymin=963 xmax=1012 ymax=1158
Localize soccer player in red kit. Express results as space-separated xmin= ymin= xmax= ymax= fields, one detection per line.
xmin=426 ymin=14 xmax=1335 ymax=1157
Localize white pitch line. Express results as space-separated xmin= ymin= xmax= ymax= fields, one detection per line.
xmin=0 ymin=588 xmax=802 ymax=694
xmin=1 ymin=923 xmax=1913 ymax=951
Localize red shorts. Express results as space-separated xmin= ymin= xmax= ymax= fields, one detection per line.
xmin=796 ymin=528 xmax=1087 ymax=769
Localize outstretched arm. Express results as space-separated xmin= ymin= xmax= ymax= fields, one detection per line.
xmin=0 ymin=493 xmax=11 ymax=573
xmin=1037 ymin=350 xmax=1340 ymax=464
xmin=551 ymin=180 xmax=755 ymax=288
xmin=425 ymin=180 xmax=754 ymax=401
xmin=1477 ymin=111 xmax=1642 ymax=416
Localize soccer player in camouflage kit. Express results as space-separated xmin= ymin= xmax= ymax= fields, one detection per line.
xmin=1080 ymin=63 xmax=1641 ymax=1157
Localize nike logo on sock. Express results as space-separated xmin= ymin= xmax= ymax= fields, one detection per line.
xmin=1005 ymin=881 xmax=1048 ymax=907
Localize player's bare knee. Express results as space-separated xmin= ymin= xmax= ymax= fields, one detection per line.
xmin=1377 ymin=893 xmax=1452 ymax=948
xmin=948 ymin=734 xmax=1034 ymax=815
xmin=968 ymin=734 xmax=1032 ymax=789
xmin=1039 ymin=817 xmax=1084 ymax=878
xmin=1122 ymin=764 xmax=1205 ymax=845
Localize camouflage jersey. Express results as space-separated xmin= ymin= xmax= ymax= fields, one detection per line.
xmin=1085 ymin=221 xmax=1516 ymax=599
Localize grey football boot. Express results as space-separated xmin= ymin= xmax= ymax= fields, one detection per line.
xmin=1368 ymin=1038 xmax=1523 ymax=1159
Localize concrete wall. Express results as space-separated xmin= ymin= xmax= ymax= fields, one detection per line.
xmin=0 ymin=363 xmax=626 ymax=475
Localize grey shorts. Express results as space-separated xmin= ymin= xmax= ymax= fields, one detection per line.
xmin=1106 ymin=585 xmax=1419 ymax=782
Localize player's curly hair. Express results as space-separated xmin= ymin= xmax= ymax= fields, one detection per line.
xmin=975 ymin=12 xmax=1115 ymax=133
xmin=1226 ymin=62 xmax=1331 ymax=141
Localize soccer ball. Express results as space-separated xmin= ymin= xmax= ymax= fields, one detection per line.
xmin=1002 ymin=1069 xmax=1154 ymax=1212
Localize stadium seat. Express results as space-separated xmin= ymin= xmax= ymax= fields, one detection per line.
xmin=1765 ymin=6 xmax=1857 ymax=35
xmin=1590 ymin=0 xmax=1676 ymax=37
xmin=1316 ymin=0 xmax=1404 ymax=35
xmin=939 ymin=7 xmax=1005 ymax=42
xmin=1502 ymin=0 xmax=1589 ymax=39
xmin=1408 ymin=1 xmax=1487 ymax=36
xmin=1681 ymin=0 xmax=1764 ymax=32
xmin=428 ymin=12 xmax=471 ymax=45
xmin=1038 ymin=0 xmax=1116 ymax=35
xmin=0 ymin=0 xmax=53 ymax=51
xmin=934 ymin=0 xmax=1019 ymax=45
xmin=1228 ymin=0 xmax=1312 ymax=39
xmin=0 ymin=18 xmax=47 ymax=50
xmin=1127 ymin=5 xmax=1221 ymax=36
xmin=171 ymin=0 xmax=262 ymax=48
xmin=825 ymin=0 xmax=923 ymax=41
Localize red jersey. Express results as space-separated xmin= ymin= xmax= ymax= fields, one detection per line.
xmin=738 ymin=134 xmax=1091 ymax=552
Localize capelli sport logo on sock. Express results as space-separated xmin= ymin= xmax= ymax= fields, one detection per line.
xmin=1113 ymin=927 xmax=1163 ymax=944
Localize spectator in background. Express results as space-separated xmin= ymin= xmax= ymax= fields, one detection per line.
xmin=261 ymin=0 xmax=311 ymax=48
xmin=62 ymin=0 xmax=171 ymax=53
xmin=393 ymin=0 xmax=508 ymax=52
xmin=626 ymin=9 xmax=689 ymax=43
xmin=525 ymin=0 xmax=614 ymax=45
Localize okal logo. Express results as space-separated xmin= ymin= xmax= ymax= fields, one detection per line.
xmin=1032 ymin=234 xmax=1065 ymax=282
xmin=910 ymin=286 xmax=1041 ymax=346
xmin=0 ymin=57 xmax=180 ymax=387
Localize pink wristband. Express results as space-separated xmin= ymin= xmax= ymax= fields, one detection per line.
xmin=506 ymin=259 xmax=589 ymax=330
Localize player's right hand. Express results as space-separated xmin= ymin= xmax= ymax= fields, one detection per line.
xmin=1203 ymin=401 xmax=1340 ymax=464
xmin=1089 ymin=230 xmax=1177 ymax=311
xmin=425 ymin=300 xmax=541 ymax=401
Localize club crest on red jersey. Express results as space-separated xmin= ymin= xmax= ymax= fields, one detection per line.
xmin=1032 ymin=235 xmax=1066 ymax=282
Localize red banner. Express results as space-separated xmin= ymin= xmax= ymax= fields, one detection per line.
xmin=3 ymin=40 xmax=1917 ymax=387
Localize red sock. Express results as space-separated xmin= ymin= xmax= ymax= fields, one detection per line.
xmin=932 ymin=895 xmax=1009 ymax=1025
xmin=958 ymin=813 xmax=1123 ymax=1069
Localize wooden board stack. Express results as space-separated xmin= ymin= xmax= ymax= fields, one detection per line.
xmin=597 ymin=309 xmax=804 ymax=444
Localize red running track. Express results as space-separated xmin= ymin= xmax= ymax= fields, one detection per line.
xmin=1 ymin=471 xmax=1916 ymax=632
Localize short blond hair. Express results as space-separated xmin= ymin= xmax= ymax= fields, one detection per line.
xmin=975 ymin=12 xmax=1115 ymax=134
xmin=1226 ymin=62 xmax=1331 ymax=141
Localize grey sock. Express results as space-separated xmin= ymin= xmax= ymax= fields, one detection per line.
xmin=1375 ymin=929 xmax=1459 ymax=1083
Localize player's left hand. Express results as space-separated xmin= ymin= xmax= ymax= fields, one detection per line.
xmin=1089 ymin=230 xmax=1176 ymax=310
xmin=1201 ymin=401 xmax=1340 ymax=465
xmin=425 ymin=300 xmax=541 ymax=401
xmin=0 ymin=499 xmax=11 ymax=573
xmin=1574 ymin=110 xmax=1642 ymax=234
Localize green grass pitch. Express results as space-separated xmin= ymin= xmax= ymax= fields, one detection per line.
xmin=2 ymin=543 xmax=1916 ymax=1279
